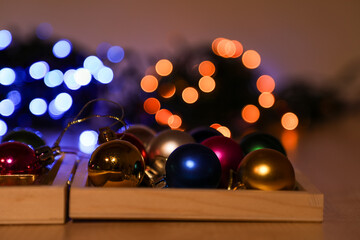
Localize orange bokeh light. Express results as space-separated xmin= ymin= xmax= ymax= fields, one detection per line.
xmin=198 ymin=76 xmax=216 ymax=93
xmin=210 ymin=123 xmax=221 ymax=129
xmin=217 ymin=39 xmax=236 ymax=58
xmin=242 ymin=50 xmax=261 ymax=69
xmin=140 ymin=75 xmax=158 ymax=93
xmin=281 ymin=112 xmax=299 ymax=130
xmin=198 ymin=61 xmax=215 ymax=77
xmin=212 ymin=38 xmax=225 ymax=55
xmin=258 ymin=92 xmax=275 ymax=108
xmin=158 ymin=83 xmax=176 ymax=98
xmin=231 ymin=40 xmax=243 ymax=58
xmin=168 ymin=115 xmax=182 ymax=129
xmin=217 ymin=126 xmax=231 ymax=138
xmin=182 ymin=87 xmax=199 ymax=104
xmin=155 ymin=109 xmax=172 ymax=125
xmin=256 ymin=75 xmax=275 ymax=93
xmin=155 ymin=59 xmax=173 ymax=76
xmin=281 ymin=130 xmax=299 ymax=152
xmin=143 ymin=98 xmax=161 ymax=114
xmin=242 ymin=104 xmax=260 ymax=123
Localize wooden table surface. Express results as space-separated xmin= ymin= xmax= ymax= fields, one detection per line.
xmin=1 ymin=112 xmax=360 ymax=240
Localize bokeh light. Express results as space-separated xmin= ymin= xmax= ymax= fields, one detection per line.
xmin=155 ymin=59 xmax=173 ymax=76
xmin=96 ymin=66 xmax=113 ymax=84
xmin=140 ymin=75 xmax=158 ymax=93
xmin=79 ymin=130 xmax=99 ymax=154
xmin=241 ymin=104 xmax=260 ymax=123
xmin=0 ymin=99 xmax=15 ymax=117
xmin=158 ymin=83 xmax=176 ymax=98
xmin=44 ymin=69 xmax=63 ymax=88
xmin=0 ymin=30 xmax=12 ymax=50
xmin=217 ymin=38 xmax=236 ymax=58
xmin=49 ymin=100 xmax=64 ymax=119
xmin=258 ymin=92 xmax=275 ymax=108
xmin=107 ymin=46 xmax=125 ymax=63
xmin=0 ymin=119 xmax=7 ymax=136
xmin=242 ymin=50 xmax=261 ymax=69
xmin=54 ymin=92 xmax=73 ymax=112
xmin=74 ymin=68 xmax=92 ymax=86
xmin=198 ymin=61 xmax=215 ymax=77
xmin=231 ymin=40 xmax=243 ymax=58
xmin=155 ymin=109 xmax=172 ymax=125
xmin=217 ymin=126 xmax=231 ymax=138
xmin=143 ymin=97 xmax=161 ymax=114
xmin=64 ymin=69 xmax=81 ymax=90
xmin=168 ymin=115 xmax=182 ymax=129
xmin=256 ymin=75 xmax=275 ymax=93
xmin=212 ymin=38 xmax=224 ymax=55
xmin=281 ymin=130 xmax=299 ymax=152
xmin=281 ymin=112 xmax=299 ymax=130
xmin=210 ymin=123 xmax=221 ymax=129
xmin=7 ymin=90 xmax=21 ymax=106
xmin=83 ymin=55 xmax=103 ymax=75
xmin=0 ymin=68 xmax=16 ymax=85
xmin=182 ymin=87 xmax=199 ymax=104
xmin=36 ymin=23 xmax=53 ymax=40
xmin=52 ymin=39 xmax=72 ymax=58
xmin=29 ymin=98 xmax=47 ymax=116
xmin=198 ymin=76 xmax=216 ymax=93
xmin=29 ymin=61 xmax=49 ymax=80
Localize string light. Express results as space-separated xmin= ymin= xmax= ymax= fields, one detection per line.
xmin=198 ymin=76 xmax=216 ymax=93
xmin=198 ymin=61 xmax=215 ymax=77
xmin=242 ymin=50 xmax=261 ymax=69
xmin=140 ymin=75 xmax=158 ymax=93
xmin=155 ymin=109 xmax=172 ymax=125
xmin=281 ymin=112 xmax=299 ymax=130
xmin=0 ymin=30 xmax=12 ymax=50
xmin=168 ymin=115 xmax=182 ymax=129
xmin=143 ymin=98 xmax=161 ymax=114
xmin=242 ymin=104 xmax=260 ymax=123
xmin=155 ymin=59 xmax=173 ymax=76
xmin=258 ymin=92 xmax=275 ymax=108
xmin=256 ymin=75 xmax=275 ymax=93
xmin=182 ymin=87 xmax=199 ymax=104
xmin=52 ymin=39 xmax=72 ymax=58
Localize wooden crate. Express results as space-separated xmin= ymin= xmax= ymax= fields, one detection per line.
xmin=0 ymin=154 xmax=77 ymax=224
xmin=69 ymin=159 xmax=323 ymax=222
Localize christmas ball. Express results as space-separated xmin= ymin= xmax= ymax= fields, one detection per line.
xmin=202 ymin=136 xmax=244 ymax=188
xmin=124 ymin=124 xmax=156 ymax=148
xmin=165 ymin=143 xmax=221 ymax=188
xmin=147 ymin=129 xmax=195 ymax=166
xmin=0 ymin=142 xmax=41 ymax=175
xmin=240 ymin=132 xmax=286 ymax=156
xmin=189 ymin=126 xmax=222 ymax=143
xmin=1 ymin=129 xmax=46 ymax=149
xmin=116 ymin=132 xmax=149 ymax=166
xmin=88 ymin=140 xmax=145 ymax=187
xmin=237 ymin=148 xmax=295 ymax=190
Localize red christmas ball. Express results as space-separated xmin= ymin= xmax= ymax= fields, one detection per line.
xmin=0 ymin=142 xmax=41 ymax=175
xmin=202 ymin=136 xmax=244 ymax=188
xmin=116 ymin=133 xmax=149 ymax=166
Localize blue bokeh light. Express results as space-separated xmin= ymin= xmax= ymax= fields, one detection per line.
xmin=107 ymin=46 xmax=125 ymax=63
xmin=84 ymin=56 xmax=103 ymax=75
xmin=74 ymin=68 xmax=91 ymax=86
xmin=96 ymin=42 xmax=111 ymax=59
xmin=96 ymin=66 xmax=113 ymax=84
xmin=0 ymin=119 xmax=7 ymax=136
xmin=52 ymin=39 xmax=72 ymax=58
xmin=79 ymin=130 xmax=99 ymax=154
xmin=54 ymin=92 xmax=73 ymax=112
xmin=64 ymin=69 xmax=81 ymax=90
xmin=7 ymin=90 xmax=21 ymax=106
xmin=29 ymin=98 xmax=47 ymax=116
xmin=36 ymin=23 xmax=53 ymax=40
xmin=0 ymin=68 xmax=16 ymax=85
xmin=0 ymin=30 xmax=12 ymax=50
xmin=0 ymin=99 xmax=15 ymax=117
xmin=49 ymin=100 xmax=64 ymax=119
xmin=44 ymin=69 xmax=64 ymax=87
xmin=29 ymin=61 xmax=49 ymax=80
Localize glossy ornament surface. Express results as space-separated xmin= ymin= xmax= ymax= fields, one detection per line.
xmin=237 ymin=148 xmax=295 ymax=190
xmin=165 ymin=143 xmax=221 ymax=188
xmin=88 ymin=140 xmax=145 ymax=187
xmin=202 ymin=136 xmax=244 ymax=188
xmin=2 ymin=129 xmax=46 ymax=149
xmin=0 ymin=142 xmax=41 ymax=175
xmin=189 ymin=126 xmax=222 ymax=143
xmin=116 ymin=132 xmax=149 ymax=166
xmin=124 ymin=125 xmax=156 ymax=148
xmin=147 ymin=129 xmax=195 ymax=166
xmin=240 ymin=132 xmax=286 ymax=156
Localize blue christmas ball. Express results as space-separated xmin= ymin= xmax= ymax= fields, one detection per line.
xmin=165 ymin=143 xmax=221 ymax=188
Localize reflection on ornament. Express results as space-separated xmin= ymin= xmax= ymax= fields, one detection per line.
xmin=240 ymin=132 xmax=286 ymax=156
xmin=202 ymin=136 xmax=244 ymax=188
xmin=88 ymin=140 xmax=145 ymax=187
xmin=116 ymin=132 xmax=149 ymax=166
xmin=124 ymin=124 xmax=156 ymax=148
xmin=147 ymin=129 xmax=195 ymax=167
xmin=237 ymin=149 xmax=295 ymax=190
xmin=165 ymin=143 xmax=221 ymax=188
xmin=189 ymin=126 xmax=222 ymax=143
xmin=2 ymin=128 xmax=46 ymax=149
xmin=0 ymin=142 xmax=41 ymax=175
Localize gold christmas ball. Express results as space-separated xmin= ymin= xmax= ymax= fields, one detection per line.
xmin=237 ymin=148 xmax=295 ymax=190
xmin=88 ymin=140 xmax=145 ymax=187
xmin=147 ymin=129 xmax=195 ymax=167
